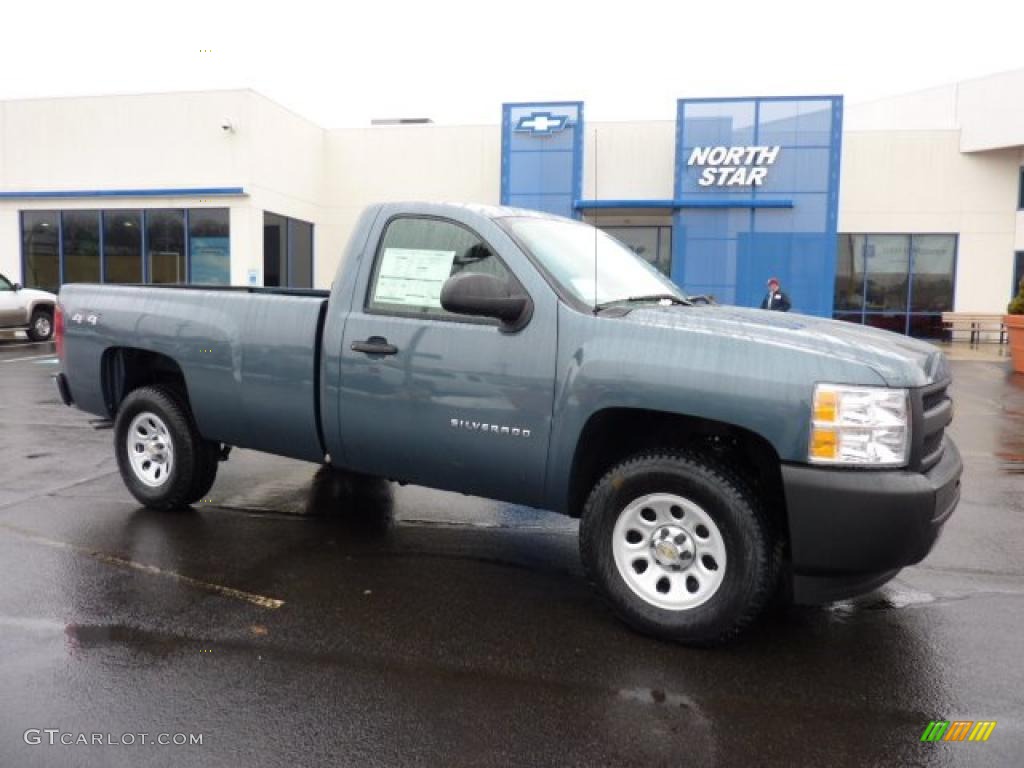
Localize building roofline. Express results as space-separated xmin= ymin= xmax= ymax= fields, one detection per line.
xmin=0 ymin=86 xmax=327 ymax=132
xmin=848 ymin=66 xmax=1024 ymax=108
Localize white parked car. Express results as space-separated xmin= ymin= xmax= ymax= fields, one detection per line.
xmin=0 ymin=273 xmax=57 ymax=341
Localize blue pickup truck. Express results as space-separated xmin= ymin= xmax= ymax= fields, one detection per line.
xmin=54 ymin=203 xmax=961 ymax=645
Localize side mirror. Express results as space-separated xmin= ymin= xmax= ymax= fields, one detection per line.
xmin=13 ymin=283 xmax=22 ymax=291
xmin=440 ymin=272 xmax=532 ymax=331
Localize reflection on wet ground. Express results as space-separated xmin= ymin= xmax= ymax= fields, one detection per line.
xmin=0 ymin=351 xmax=1022 ymax=766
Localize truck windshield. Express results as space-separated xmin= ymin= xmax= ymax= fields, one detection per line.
xmin=502 ymin=217 xmax=687 ymax=310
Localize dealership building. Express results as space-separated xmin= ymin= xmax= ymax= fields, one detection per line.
xmin=1 ymin=69 xmax=1022 ymax=337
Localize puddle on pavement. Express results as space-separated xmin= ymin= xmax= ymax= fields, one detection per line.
xmin=63 ymin=623 xmax=188 ymax=659
xmin=826 ymin=586 xmax=937 ymax=617
xmin=618 ymin=687 xmax=696 ymax=709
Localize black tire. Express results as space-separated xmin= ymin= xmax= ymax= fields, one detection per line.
xmin=26 ymin=307 xmax=53 ymax=341
xmin=580 ymin=451 xmax=781 ymax=647
xmin=185 ymin=440 xmax=221 ymax=505
xmin=114 ymin=386 xmax=203 ymax=511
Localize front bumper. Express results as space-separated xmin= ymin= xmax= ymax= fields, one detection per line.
xmin=782 ymin=438 xmax=962 ymax=603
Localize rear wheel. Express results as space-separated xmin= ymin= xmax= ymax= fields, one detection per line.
xmin=114 ymin=386 xmax=203 ymax=510
xmin=26 ymin=308 xmax=53 ymax=341
xmin=580 ymin=451 xmax=780 ymax=646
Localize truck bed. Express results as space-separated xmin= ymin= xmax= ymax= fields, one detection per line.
xmin=60 ymin=283 xmax=329 ymax=463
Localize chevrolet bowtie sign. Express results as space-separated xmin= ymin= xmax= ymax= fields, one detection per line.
xmin=514 ymin=112 xmax=571 ymax=136
xmin=687 ymin=145 xmax=782 ymax=186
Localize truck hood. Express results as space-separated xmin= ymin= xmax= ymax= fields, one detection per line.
xmin=19 ymin=288 xmax=57 ymax=303
xmin=620 ymin=305 xmax=948 ymax=388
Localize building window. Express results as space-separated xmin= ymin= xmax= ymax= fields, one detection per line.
xmin=264 ymin=212 xmax=286 ymax=286
xmin=188 ymin=209 xmax=230 ymax=284
xmin=147 ymin=210 xmax=186 ymax=283
xmin=21 ymin=211 xmax=59 ymax=293
xmin=1019 ymin=167 xmax=1024 ymax=210
xmin=263 ymin=212 xmax=314 ymax=288
xmin=289 ymin=219 xmax=314 ymax=288
xmin=20 ymin=207 xmax=230 ymax=289
xmin=833 ymin=233 xmax=957 ymax=338
xmin=62 ymin=211 xmax=101 ymax=284
xmin=103 ymin=210 xmax=142 ymax=284
xmin=598 ymin=226 xmax=672 ymax=277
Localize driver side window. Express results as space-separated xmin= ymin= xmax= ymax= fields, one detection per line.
xmin=0 ymin=275 xmax=13 ymax=292
xmin=367 ymin=217 xmax=513 ymax=319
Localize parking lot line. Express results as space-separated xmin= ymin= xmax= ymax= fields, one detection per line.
xmin=0 ymin=520 xmax=284 ymax=610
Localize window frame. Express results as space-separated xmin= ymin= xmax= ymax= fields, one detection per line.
xmin=363 ymin=214 xmax=530 ymax=328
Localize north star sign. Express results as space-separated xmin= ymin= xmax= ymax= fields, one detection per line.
xmin=687 ymin=145 xmax=781 ymax=186
xmin=514 ymin=112 xmax=572 ymax=136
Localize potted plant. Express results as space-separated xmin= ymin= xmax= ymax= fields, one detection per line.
xmin=1007 ymin=277 xmax=1024 ymax=373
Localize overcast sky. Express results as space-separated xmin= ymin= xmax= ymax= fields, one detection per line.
xmin=2 ymin=0 xmax=1021 ymax=127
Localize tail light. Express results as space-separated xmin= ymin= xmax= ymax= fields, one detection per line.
xmin=54 ymin=305 xmax=65 ymax=360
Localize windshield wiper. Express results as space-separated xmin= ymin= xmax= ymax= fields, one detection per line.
xmin=596 ymin=294 xmax=693 ymax=311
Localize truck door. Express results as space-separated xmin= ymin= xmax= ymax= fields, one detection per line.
xmin=337 ymin=215 xmax=557 ymax=508
xmin=0 ymin=275 xmax=23 ymax=327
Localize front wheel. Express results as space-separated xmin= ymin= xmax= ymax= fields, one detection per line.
xmin=26 ymin=308 xmax=53 ymax=341
xmin=580 ymin=452 xmax=780 ymax=646
xmin=114 ymin=386 xmax=204 ymax=510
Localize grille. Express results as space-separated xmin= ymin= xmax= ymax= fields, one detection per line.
xmin=916 ymin=379 xmax=951 ymax=472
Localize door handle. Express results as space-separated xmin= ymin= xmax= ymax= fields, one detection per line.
xmin=351 ymin=336 xmax=399 ymax=355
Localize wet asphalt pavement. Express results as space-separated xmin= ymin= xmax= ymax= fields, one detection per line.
xmin=1 ymin=338 xmax=1023 ymax=767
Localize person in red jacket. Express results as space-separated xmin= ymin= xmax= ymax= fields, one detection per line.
xmin=760 ymin=277 xmax=791 ymax=312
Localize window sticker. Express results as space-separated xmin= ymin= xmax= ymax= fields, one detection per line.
xmin=373 ymin=248 xmax=457 ymax=308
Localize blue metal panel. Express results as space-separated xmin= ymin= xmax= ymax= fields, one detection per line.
xmin=501 ymin=102 xmax=583 ymax=219
xmin=0 ymin=187 xmax=245 ymax=200
xmin=672 ymin=96 xmax=843 ymax=316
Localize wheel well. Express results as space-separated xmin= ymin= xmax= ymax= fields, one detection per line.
xmin=567 ymin=408 xmax=788 ymax=535
xmin=101 ymin=347 xmax=190 ymax=417
xmin=30 ymin=301 xmax=54 ymax=316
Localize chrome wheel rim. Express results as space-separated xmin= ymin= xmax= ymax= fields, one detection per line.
xmin=34 ymin=315 xmax=52 ymax=337
xmin=612 ymin=493 xmax=727 ymax=611
xmin=126 ymin=412 xmax=174 ymax=488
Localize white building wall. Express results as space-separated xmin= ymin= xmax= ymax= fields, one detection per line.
xmin=958 ymin=70 xmax=1024 ymax=153
xmin=844 ymin=85 xmax=958 ymax=132
xmin=0 ymin=90 xmax=252 ymax=190
xmin=839 ymin=130 xmax=1019 ymax=312
xmin=0 ymin=89 xmax=327 ymax=287
xmin=319 ymin=124 xmax=500 ymax=287
xmin=584 ymin=121 xmax=675 ymax=200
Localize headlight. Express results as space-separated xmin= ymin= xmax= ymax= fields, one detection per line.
xmin=809 ymin=384 xmax=910 ymax=467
